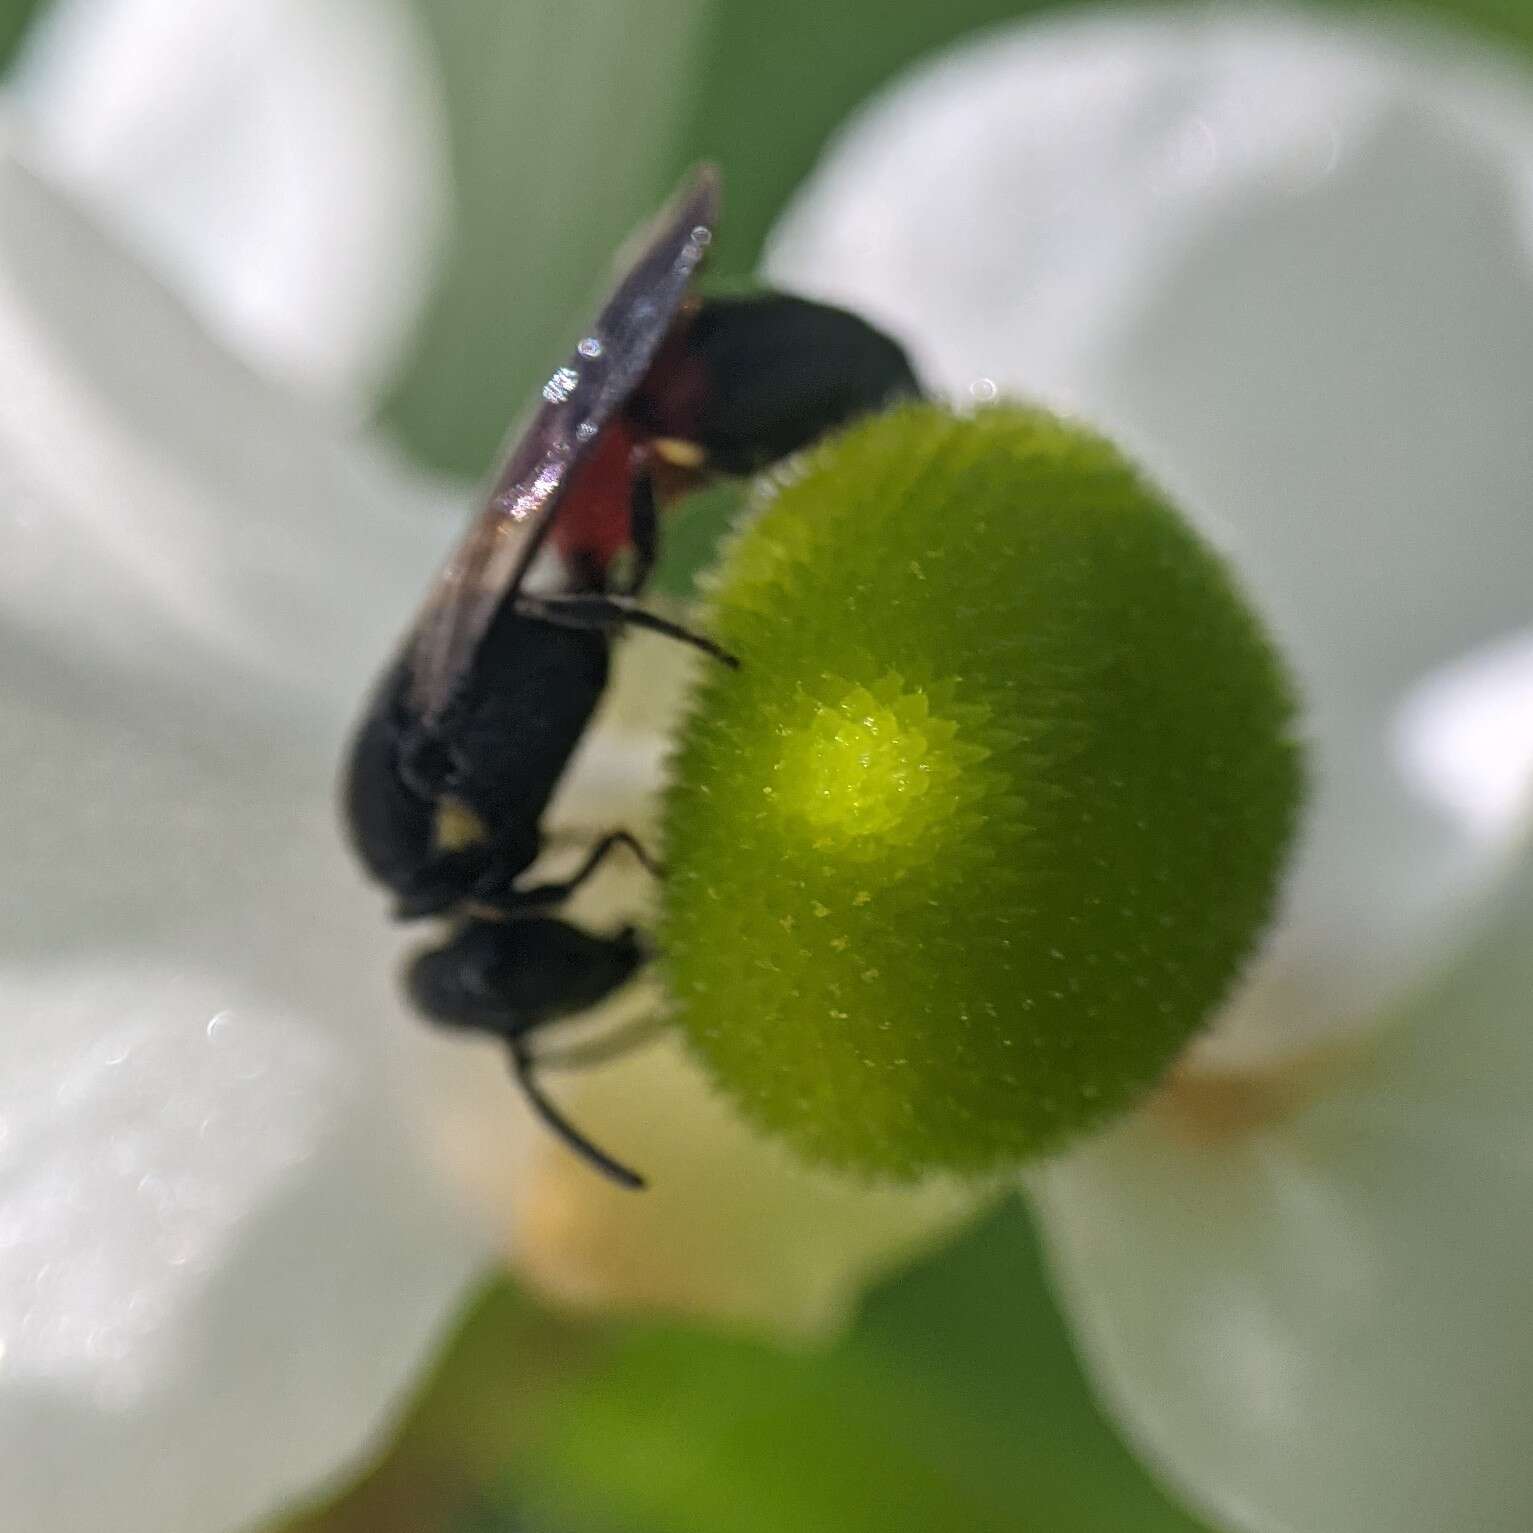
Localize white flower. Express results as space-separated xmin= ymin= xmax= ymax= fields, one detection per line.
xmin=6 ymin=0 xmax=450 ymax=410
xmin=764 ymin=8 xmax=1533 ymax=1531
xmin=0 ymin=132 xmax=499 ymax=1531
xmin=12 ymin=6 xmax=1533 ymax=1530
xmin=0 ymin=9 xmax=961 ymax=1528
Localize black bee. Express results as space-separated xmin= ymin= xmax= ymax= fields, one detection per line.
xmin=343 ymin=165 xmax=921 ymax=1186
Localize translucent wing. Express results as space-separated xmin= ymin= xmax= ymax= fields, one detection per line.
xmin=406 ymin=164 xmax=720 ymax=723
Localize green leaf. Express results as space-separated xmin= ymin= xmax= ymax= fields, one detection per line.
xmin=522 ymin=1199 xmax=1213 ymax=1533
xmin=379 ymin=0 xmax=712 ymax=476
xmin=0 ymin=0 xmax=46 ymax=71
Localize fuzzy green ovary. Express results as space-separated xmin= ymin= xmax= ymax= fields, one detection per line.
xmin=766 ymin=675 xmax=990 ymax=856
xmin=662 ymin=403 xmax=1302 ymax=1179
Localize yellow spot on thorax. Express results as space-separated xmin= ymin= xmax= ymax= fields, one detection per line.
xmin=434 ymin=795 xmax=488 ymax=853
xmin=652 ymin=437 xmax=708 ymax=470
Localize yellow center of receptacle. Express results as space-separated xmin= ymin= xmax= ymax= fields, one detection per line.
xmin=772 ymin=676 xmax=965 ymax=849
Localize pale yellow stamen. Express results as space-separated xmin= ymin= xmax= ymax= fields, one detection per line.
xmin=1153 ymin=1038 xmax=1371 ymax=1145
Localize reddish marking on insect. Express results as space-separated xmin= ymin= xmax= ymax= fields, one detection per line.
xmin=548 ymin=417 xmax=640 ymax=580
xmin=546 ymin=315 xmax=725 ymax=584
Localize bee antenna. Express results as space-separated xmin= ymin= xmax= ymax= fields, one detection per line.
xmin=508 ymin=1042 xmax=646 ymax=1190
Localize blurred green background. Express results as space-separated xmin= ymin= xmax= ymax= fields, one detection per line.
xmin=2 ymin=2 xmax=1528 ymax=1529
xmin=378 ymin=0 xmax=1533 ymax=483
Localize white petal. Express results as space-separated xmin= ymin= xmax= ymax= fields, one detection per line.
xmin=1030 ymin=840 xmax=1533 ymax=1533
xmin=9 ymin=0 xmax=450 ymax=407
xmin=0 ymin=146 xmax=488 ymax=1531
xmin=1394 ymin=626 xmax=1533 ymax=846
xmin=0 ymin=138 xmax=452 ymax=720
xmin=765 ymin=8 xmax=1533 ymax=1050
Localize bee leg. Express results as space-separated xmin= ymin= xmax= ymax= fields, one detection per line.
xmin=533 ymin=1013 xmax=667 ymax=1072
xmin=623 ymin=471 xmax=659 ymax=595
xmin=508 ymin=830 xmax=661 ymax=911
xmin=516 ymin=592 xmax=739 ymax=669
xmin=508 ymin=1038 xmax=646 ymax=1189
